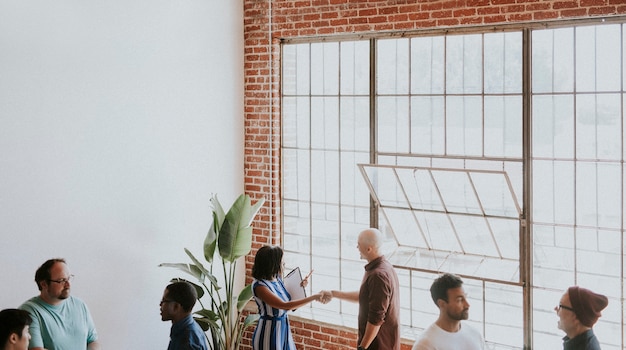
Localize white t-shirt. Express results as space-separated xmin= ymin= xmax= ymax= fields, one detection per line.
xmin=412 ymin=322 xmax=485 ymax=350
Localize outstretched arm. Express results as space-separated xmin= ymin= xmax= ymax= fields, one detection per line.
xmin=255 ymin=285 xmax=323 ymax=310
xmin=330 ymin=290 xmax=359 ymax=302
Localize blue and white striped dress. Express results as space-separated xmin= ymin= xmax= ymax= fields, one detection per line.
xmin=251 ymin=278 xmax=295 ymax=350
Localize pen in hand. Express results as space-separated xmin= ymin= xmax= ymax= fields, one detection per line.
xmin=300 ymin=269 xmax=314 ymax=287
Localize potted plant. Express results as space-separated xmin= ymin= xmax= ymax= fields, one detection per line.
xmin=160 ymin=193 xmax=265 ymax=350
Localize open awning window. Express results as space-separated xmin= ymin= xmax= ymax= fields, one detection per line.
xmin=359 ymin=164 xmax=522 ymax=284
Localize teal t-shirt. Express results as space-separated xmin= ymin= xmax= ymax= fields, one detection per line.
xmin=19 ymin=296 xmax=98 ymax=350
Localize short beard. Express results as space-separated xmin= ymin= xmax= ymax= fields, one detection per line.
xmin=447 ymin=309 xmax=469 ymax=321
xmin=58 ymin=289 xmax=70 ymax=299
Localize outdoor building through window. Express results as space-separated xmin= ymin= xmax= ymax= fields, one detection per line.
xmin=281 ymin=20 xmax=625 ymax=349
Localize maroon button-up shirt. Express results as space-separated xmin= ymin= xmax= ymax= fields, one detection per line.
xmin=358 ymin=256 xmax=400 ymax=350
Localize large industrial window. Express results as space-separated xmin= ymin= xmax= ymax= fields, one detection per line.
xmin=281 ymin=20 xmax=624 ymax=350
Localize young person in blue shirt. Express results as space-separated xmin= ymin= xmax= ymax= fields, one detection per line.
xmin=160 ymin=281 xmax=208 ymax=350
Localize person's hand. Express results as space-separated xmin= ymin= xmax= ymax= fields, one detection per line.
xmin=318 ymin=290 xmax=332 ymax=304
xmin=300 ymin=270 xmax=314 ymax=287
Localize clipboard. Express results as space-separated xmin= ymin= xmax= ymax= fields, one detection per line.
xmin=283 ymin=267 xmax=306 ymax=301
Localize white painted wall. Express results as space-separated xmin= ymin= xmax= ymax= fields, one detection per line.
xmin=0 ymin=1 xmax=244 ymax=348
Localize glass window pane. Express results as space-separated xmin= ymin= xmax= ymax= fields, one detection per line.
xmin=484 ymin=96 xmax=522 ymax=158
xmin=384 ymin=207 xmax=428 ymax=247
xmin=312 ymin=206 xmax=340 ymax=258
xmin=282 ymin=97 xmax=310 ymax=149
xmin=340 ymin=97 xmax=370 ymax=152
xmin=283 ymin=216 xmax=311 ymax=252
xmin=340 ymin=41 xmax=370 ymax=96
xmin=532 ymin=28 xmax=574 ymax=93
xmin=446 ymin=34 xmax=483 ymax=94
xmin=404 ymin=168 xmax=445 ymax=212
xmin=432 ymin=170 xmax=482 ymax=214
xmin=446 ymin=96 xmax=483 ymax=156
xmin=311 ymin=97 xmax=339 ymax=150
xmin=576 ymin=94 xmax=621 ymax=160
xmin=282 ymin=149 xmax=311 ymax=201
xmin=576 ymin=25 xmax=621 ymax=92
xmin=411 ymin=96 xmax=445 ymax=155
xmin=311 ymin=42 xmax=339 ymax=95
xmin=378 ymin=96 xmax=410 ymax=153
xmin=576 ymin=228 xmax=622 ymax=298
xmin=484 ymin=32 xmax=522 ymax=94
xmin=484 ymin=283 xmax=524 ymax=347
xmin=310 ymin=150 xmax=339 ymax=203
xmin=532 ymin=160 xmax=575 ymax=225
xmin=576 ymin=162 xmax=621 ymax=229
xmin=450 ymin=215 xmax=498 ymax=256
xmin=533 ymin=225 xmax=576 ymax=288
xmin=411 ymin=36 xmax=445 ymax=94
xmin=377 ymin=38 xmax=410 ymax=94
xmin=282 ymin=44 xmax=310 ymax=95
xmin=471 ymin=171 xmax=520 ymax=217
xmin=488 ymin=217 xmax=519 ymax=259
xmin=532 ymin=95 xmax=574 ymax=159
xmin=340 ymin=151 xmax=370 ymax=207
xmin=533 ymin=288 xmax=568 ymax=348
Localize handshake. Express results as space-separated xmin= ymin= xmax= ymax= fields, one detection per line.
xmin=316 ymin=290 xmax=333 ymax=304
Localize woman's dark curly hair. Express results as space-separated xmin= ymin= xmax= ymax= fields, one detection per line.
xmin=252 ymin=245 xmax=283 ymax=280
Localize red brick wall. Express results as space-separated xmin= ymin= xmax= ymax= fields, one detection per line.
xmin=242 ymin=1 xmax=625 ymax=349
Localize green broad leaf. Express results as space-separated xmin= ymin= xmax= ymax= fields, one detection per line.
xmin=236 ymin=284 xmax=253 ymax=312
xmin=243 ymin=314 xmax=260 ymax=328
xmin=204 ymin=220 xmax=217 ymax=264
xmin=193 ymin=316 xmax=217 ymax=332
xmin=158 ymin=263 xmax=204 ymax=281
xmin=218 ymin=194 xmax=263 ymax=262
xmin=184 ymin=249 xmax=219 ymax=289
xmin=195 ymin=308 xmax=220 ymax=321
xmin=204 ymin=194 xmax=223 ymax=263
xmin=218 ymin=300 xmax=228 ymax=315
xmin=210 ymin=194 xmax=226 ymax=232
xmin=170 ymin=278 xmax=205 ymax=299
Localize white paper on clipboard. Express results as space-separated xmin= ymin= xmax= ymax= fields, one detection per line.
xmin=283 ymin=267 xmax=306 ymax=301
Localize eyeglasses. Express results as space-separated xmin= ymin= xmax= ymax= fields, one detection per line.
xmin=49 ymin=275 xmax=74 ymax=284
xmin=558 ymin=304 xmax=575 ymax=312
xmin=160 ymin=299 xmax=176 ymax=305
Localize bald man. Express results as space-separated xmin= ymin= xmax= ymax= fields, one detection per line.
xmin=328 ymin=228 xmax=400 ymax=350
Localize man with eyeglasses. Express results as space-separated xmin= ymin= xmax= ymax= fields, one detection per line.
xmin=556 ymin=286 xmax=608 ymax=350
xmin=160 ymin=281 xmax=208 ymax=350
xmin=19 ymin=258 xmax=100 ymax=350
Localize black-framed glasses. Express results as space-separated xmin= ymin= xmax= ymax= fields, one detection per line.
xmin=49 ymin=275 xmax=74 ymax=284
xmin=558 ymin=304 xmax=575 ymax=312
xmin=160 ymin=299 xmax=176 ymax=305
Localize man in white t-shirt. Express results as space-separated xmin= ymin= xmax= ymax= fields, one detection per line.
xmin=412 ymin=273 xmax=485 ymax=350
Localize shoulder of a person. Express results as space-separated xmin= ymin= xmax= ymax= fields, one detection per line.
xmin=19 ymin=296 xmax=38 ymax=307
xmin=413 ymin=335 xmax=434 ymax=350
xmin=19 ymin=296 xmax=47 ymax=311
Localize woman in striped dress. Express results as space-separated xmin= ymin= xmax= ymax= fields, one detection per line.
xmin=251 ymin=245 xmax=327 ymax=350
